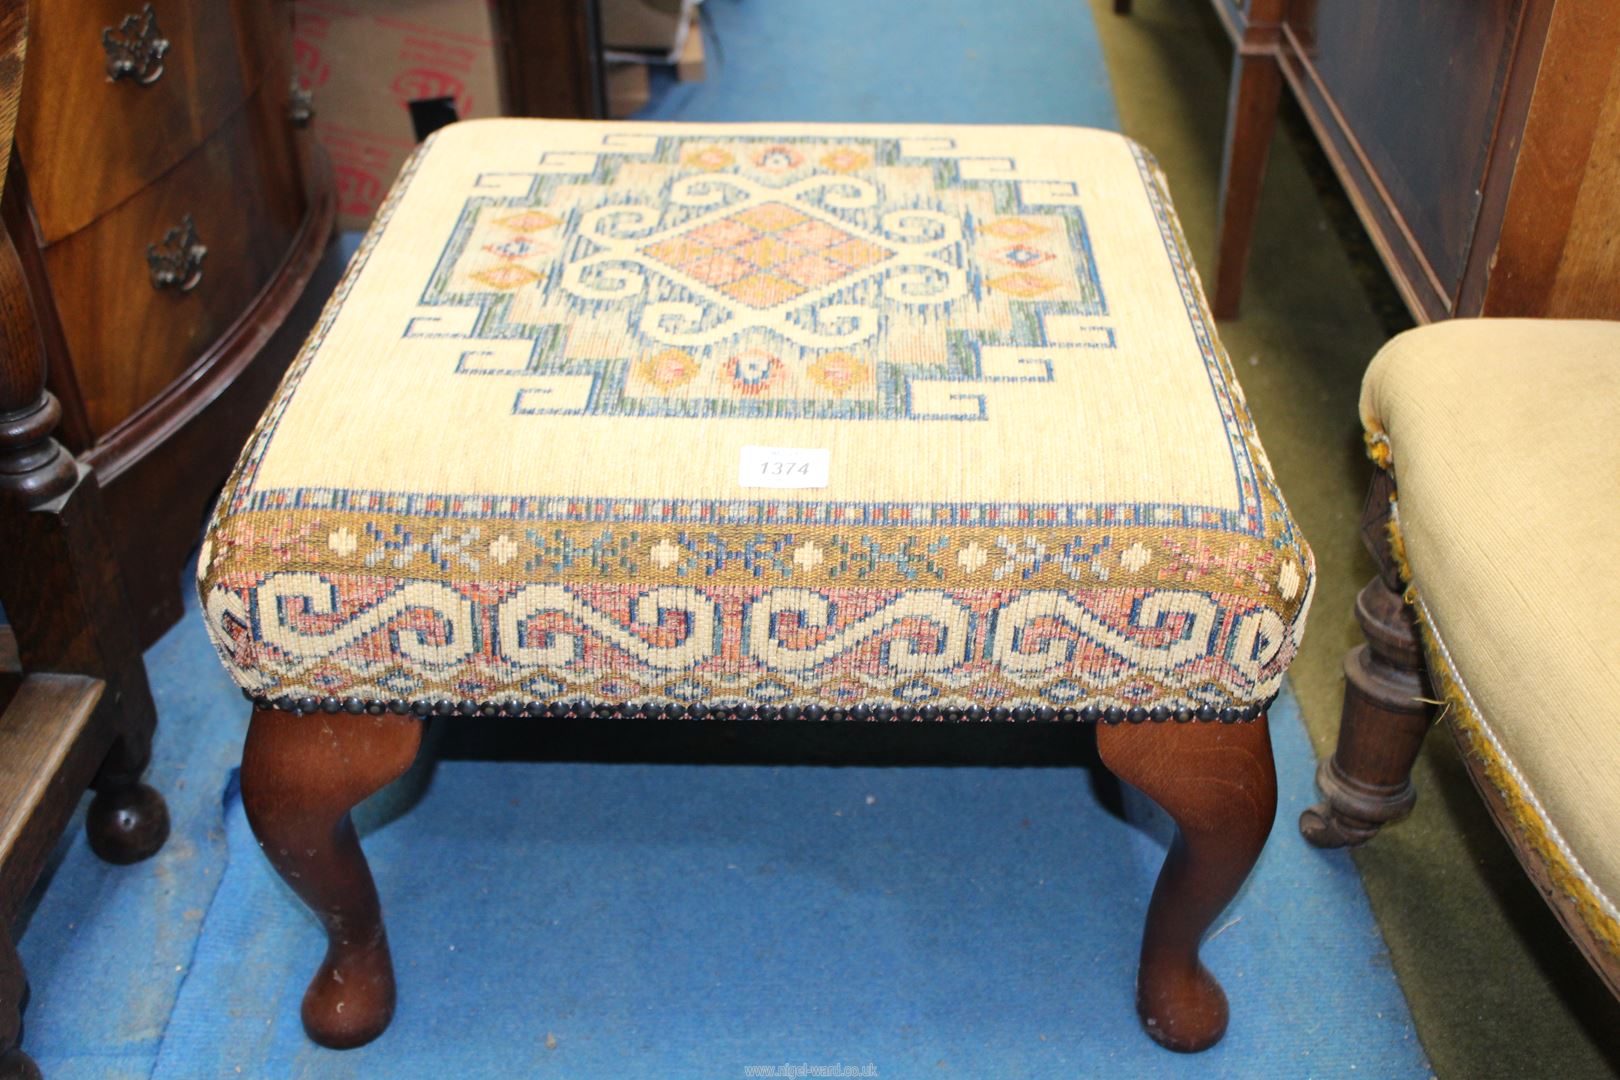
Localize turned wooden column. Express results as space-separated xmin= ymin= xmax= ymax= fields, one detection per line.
xmin=0 ymin=234 xmax=71 ymax=502
xmin=0 ymin=11 xmax=45 ymax=1075
xmin=1300 ymin=470 xmax=1432 ymax=847
xmin=0 ymin=2 xmax=170 ymax=1071
xmin=0 ymin=66 xmax=170 ymax=867
xmin=0 ymin=201 xmax=170 ymax=865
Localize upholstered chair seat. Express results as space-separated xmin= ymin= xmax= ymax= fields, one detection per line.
xmin=1306 ymin=320 xmax=1620 ymax=994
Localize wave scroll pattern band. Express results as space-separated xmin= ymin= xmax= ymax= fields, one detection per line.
xmin=205 ymin=575 xmax=1296 ymax=711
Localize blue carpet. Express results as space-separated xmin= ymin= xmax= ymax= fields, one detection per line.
xmin=17 ymin=589 xmax=1428 ymax=1078
xmin=635 ymin=0 xmax=1118 ymax=126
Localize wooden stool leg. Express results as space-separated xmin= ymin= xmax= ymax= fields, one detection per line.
xmin=1299 ymin=576 xmax=1430 ymax=847
xmin=240 ymin=708 xmax=423 ymax=1049
xmin=0 ymin=932 xmax=40 ymax=1080
xmin=1097 ymin=714 xmax=1277 ymax=1053
xmin=1211 ymin=47 xmax=1283 ymax=319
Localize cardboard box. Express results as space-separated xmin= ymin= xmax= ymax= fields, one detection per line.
xmin=606 ymin=61 xmax=651 ymax=118
xmin=292 ymin=0 xmax=502 ymax=230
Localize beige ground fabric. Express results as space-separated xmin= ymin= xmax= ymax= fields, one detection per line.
xmin=1362 ymin=318 xmax=1620 ymax=933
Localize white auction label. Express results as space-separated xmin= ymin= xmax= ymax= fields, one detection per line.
xmin=737 ymin=445 xmax=830 ymax=489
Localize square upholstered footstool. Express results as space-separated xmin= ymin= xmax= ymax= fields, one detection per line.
xmin=197 ymin=120 xmax=1313 ymax=1054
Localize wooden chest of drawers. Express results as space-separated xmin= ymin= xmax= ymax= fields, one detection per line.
xmin=7 ymin=0 xmax=335 ymax=644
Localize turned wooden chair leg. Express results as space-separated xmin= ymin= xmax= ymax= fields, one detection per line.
xmin=0 ymin=932 xmax=40 ymax=1080
xmin=240 ymin=709 xmax=423 ymax=1050
xmin=1211 ymin=46 xmax=1283 ymax=319
xmin=1299 ymin=576 xmax=1430 ymax=846
xmin=1301 ymin=471 xmax=1431 ymax=847
xmin=1097 ymin=714 xmax=1277 ymax=1053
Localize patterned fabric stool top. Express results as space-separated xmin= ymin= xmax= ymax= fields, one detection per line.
xmin=197 ymin=120 xmax=1313 ymax=722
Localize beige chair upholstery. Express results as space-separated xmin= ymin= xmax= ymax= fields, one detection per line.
xmin=1361 ymin=318 xmax=1620 ymax=974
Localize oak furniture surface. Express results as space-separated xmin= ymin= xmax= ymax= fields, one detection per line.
xmin=0 ymin=3 xmax=171 ymax=1076
xmin=1123 ymin=0 xmax=1620 ymax=321
xmin=1302 ymin=318 xmax=1620 ymax=1000
xmin=12 ymin=0 xmax=336 ymax=647
xmin=196 ymin=118 xmax=1313 ymax=1054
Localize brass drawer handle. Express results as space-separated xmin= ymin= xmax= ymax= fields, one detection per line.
xmin=147 ymin=215 xmax=206 ymax=292
xmin=103 ymin=4 xmax=169 ymax=85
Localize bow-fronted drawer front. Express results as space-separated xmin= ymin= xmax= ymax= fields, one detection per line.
xmin=40 ymin=81 xmax=306 ymax=438
xmin=17 ymin=0 xmax=285 ymax=243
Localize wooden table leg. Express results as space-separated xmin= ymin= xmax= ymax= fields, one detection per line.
xmin=1211 ymin=45 xmax=1283 ymax=319
xmin=240 ymin=709 xmax=423 ymax=1049
xmin=1097 ymin=714 xmax=1277 ymax=1052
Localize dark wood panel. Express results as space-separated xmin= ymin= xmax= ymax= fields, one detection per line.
xmin=17 ymin=0 xmax=276 ymax=242
xmin=1453 ymin=0 xmax=1559 ymax=317
xmin=1284 ymin=0 xmax=1526 ymax=306
xmin=490 ymin=0 xmax=605 ymax=118
xmin=41 ymin=82 xmax=304 ymax=438
xmin=1277 ymin=42 xmax=1447 ymax=321
xmin=1481 ymin=0 xmax=1620 ymax=317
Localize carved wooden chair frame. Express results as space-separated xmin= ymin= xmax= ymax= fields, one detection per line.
xmin=1300 ymin=470 xmax=1620 ymax=1002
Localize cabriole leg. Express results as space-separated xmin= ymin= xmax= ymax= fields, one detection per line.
xmin=240 ymin=709 xmax=423 ymax=1049
xmin=1098 ymin=714 xmax=1277 ymax=1052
